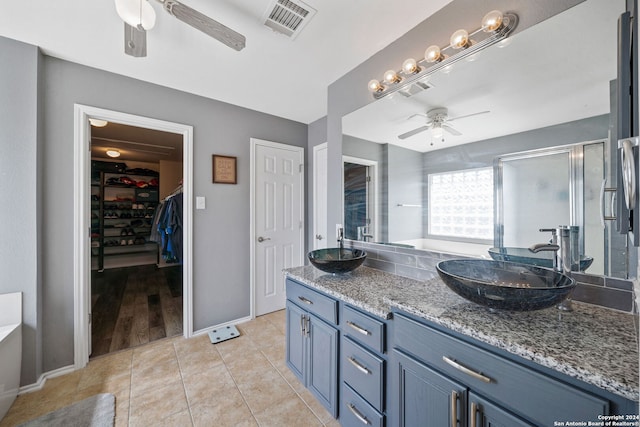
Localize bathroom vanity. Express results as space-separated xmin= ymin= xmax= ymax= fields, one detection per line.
xmin=284 ymin=266 xmax=639 ymax=427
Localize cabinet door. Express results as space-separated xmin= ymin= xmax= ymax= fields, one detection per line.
xmin=394 ymin=349 xmax=467 ymax=427
xmin=285 ymin=301 xmax=305 ymax=383
xmin=469 ymin=392 xmax=534 ymax=427
xmin=308 ymin=313 xmax=339 ymax=417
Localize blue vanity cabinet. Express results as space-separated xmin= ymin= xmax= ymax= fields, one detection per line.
xmin=340 ymin=305 xmax=388 ymax=427
xmin=394 ymin=348 xmax=468 ymax=427
xmin=468 ymin=392 xmax=534 ymax=427
xmin=285 ymin=279 xmax=339 ymax=417
xmin=390 ymin=312 xmax=611 ymax=427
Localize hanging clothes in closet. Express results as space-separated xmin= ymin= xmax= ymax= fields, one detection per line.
xmin=151 ymin=186 xmax=183 ymax=264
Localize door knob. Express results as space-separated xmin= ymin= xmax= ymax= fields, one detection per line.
xmin=315 ymin=234 xmax=323 ymax=240
xmin=257 ymin=236 xmax=271 ymax=242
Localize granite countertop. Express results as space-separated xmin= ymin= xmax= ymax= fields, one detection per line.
xmin=284 ymin=265 xmax=640 ymax=402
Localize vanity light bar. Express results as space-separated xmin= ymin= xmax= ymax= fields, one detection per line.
xmin=368 ymin=10 xmax=518 ymax=99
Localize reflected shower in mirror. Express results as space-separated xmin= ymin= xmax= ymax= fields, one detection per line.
xmin=495 ymin=141 xmax=606 ymax=275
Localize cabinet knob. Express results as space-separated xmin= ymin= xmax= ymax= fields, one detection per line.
xmin=315 ymin=234 xmax=323 ymax=240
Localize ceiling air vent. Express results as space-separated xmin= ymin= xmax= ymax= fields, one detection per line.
xmin=263 ymin=0 xmax=317 ymax=39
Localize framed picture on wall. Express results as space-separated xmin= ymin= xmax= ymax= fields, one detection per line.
xmin=212 ymin=155 xmax=237 ymax=184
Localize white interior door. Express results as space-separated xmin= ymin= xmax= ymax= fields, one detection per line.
xmin=313 ymin=143 xmax=328 ymax=249
xmin=252 ymin=139 xmax=304 ymax=316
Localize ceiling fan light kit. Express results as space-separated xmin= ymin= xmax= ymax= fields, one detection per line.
xmin=115 ymin=0 xmax=157 ymax=30
xmin=116 ymin=0 xmax=246 ymax=58
xmin=368 ymin=10 xmax=518 ymax=99
xmin=397 ymin=107 xmax=490 ymax=141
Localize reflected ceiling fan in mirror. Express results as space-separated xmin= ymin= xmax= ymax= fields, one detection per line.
xmin=398 ymin=107 xmax=490 ymax=144
xmin=115 ymin=0 xmax=246 ymax=58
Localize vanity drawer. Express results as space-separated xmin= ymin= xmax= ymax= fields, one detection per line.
xmin=340 ymin=383 xmax=384 ymax=427
xmin=394 ymin=313 xmax=609 ymax=426
xmin=342 ymin=305 xmax=385 ymax=353
xmin=342 ymin=336 xmax=384 ymax=412
xmin=286 ymin=279 xmax=337 ymax=325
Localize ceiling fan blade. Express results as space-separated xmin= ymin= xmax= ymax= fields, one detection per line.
xmin=442 ymin=125 xmax=462 ymax=136
xmin=163 ymin=0 xmax=246 ymax=51
xmin=124 ymin=23 xmax=147 ymax=57
xmin=398 ymin=125 xmax=430 ymax=140
xmin=407 ymin=113 xmax=427 ymax=121
xmin=448 ymin=110 xmax=490 ymax=122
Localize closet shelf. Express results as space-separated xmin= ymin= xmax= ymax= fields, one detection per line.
xmin=92 ymin=170 xmax=160 ymax=271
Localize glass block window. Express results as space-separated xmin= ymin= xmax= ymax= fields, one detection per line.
xmin=428 ymin=167 xmax=494 ymax=241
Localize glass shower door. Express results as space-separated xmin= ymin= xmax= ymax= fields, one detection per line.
xmin=499 ymin=150 xmax=572 ymax=248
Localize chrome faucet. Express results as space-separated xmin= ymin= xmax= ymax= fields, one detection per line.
xmin=337 ymin=227 xmax=344 ymax=250
xmin=529 ymin=228 xmax=560 ymax=269
xmin=530 ymin=227 xmax=574 ymax=311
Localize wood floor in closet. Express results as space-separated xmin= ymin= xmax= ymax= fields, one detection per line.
xmin=90 ymin=264 xmax=183 ymax=358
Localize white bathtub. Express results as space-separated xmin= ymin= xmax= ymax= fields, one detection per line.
xmin=393 ymin=238 xmax=492 ymax=258
xmin=0 ymin=293 xmax=22 ymax=422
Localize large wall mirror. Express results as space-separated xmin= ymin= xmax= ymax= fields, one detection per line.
xmin=341 ymin=0 xmax=634 ymax=278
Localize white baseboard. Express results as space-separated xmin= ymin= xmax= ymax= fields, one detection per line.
xmin=18 ymin=365 xmax=76 ymax=395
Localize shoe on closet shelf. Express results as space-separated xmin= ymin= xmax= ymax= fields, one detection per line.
xmin=127 ymin=239 xmax=134 ymax=245
xmin=120 ymin=239 xmax=127 ymax=246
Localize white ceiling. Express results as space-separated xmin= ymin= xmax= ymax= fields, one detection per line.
xmin=342 ymin=0 xmax=621 ymax=153
xmin=0 ymin=0 xmax=456 ymax=124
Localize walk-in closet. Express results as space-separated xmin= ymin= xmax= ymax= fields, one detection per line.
xmin=89 ymin=121 xmax=184 ymax=358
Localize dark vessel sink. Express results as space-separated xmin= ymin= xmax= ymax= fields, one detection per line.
xmin=488 ymin=247 xmax=593 ymax=271
xmin=436 ymin=259 xmax=576 ymax=311
xmin=308 ymin=248 xmax=367 ymax=274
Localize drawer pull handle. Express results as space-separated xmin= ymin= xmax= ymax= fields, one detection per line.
xmin=298 ymin=296 xmax=313 ymax=305
xmin=470 ymin=401 xmax=478 ymax=427
xmin=347 ymin=356 xmax=371 ymax=375
xmin=442 ymin=356 xmax=492 ymax=383
xmin=347 ymin=403 xmax=371 ymax=425
xmin=346 ymin=320 xmax=370 ymax=336
xmin=450 ymin=391 xmax=458 ymax=427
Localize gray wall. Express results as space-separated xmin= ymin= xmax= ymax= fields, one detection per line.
xmin=0 ymin=37 xmax=43 ymax=386
xmin=326 ymin=0 xmax=584 ymax=244
xmin=3 ymin=36 xmax=308 ymax=384
xmin=387 ymin=144 xmax=423 ymax=242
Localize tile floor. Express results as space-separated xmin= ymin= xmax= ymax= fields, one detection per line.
xmin=0 ymin=310 xmax=340 ymax=427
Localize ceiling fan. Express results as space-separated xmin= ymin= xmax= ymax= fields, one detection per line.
xmin=115 ymin=0 xmax=246 ymax=57
xmin=397 ymin=108 xmax=490 ymax=140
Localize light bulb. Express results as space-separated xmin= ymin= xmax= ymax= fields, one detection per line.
xmin=402 ymin=58 xmax=419 ymax=74
xmin=89 ymin=118 xmax=108 ymax=127
xmin=431 ymin=126 xmax=444 ymax=140
xmin=368 ymin=79 xmax=383 ymax=93
xmin=424 ymin=45 xmax=442 ymax=63
xmin=106 ymin=149 xmax=121 ymax=158
xmin=383 ymin=70 xmax=400 ymax=84
xmin=115 ymin=0 xmax=156 ymax=30
xmin=481 ymin=10 xmax=504 ymax=32
xmin=450 ymin=29 xmax=470 ymax=49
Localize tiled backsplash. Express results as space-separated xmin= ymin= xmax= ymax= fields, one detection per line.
xmin=347 ymin=240 xmax=638 ymax=314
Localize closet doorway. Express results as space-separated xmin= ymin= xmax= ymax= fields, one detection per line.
xmin=90 ymin=123 xmax=184 ymax=357
xmin=73 ymin=105 xmax=193 ymax=368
